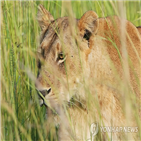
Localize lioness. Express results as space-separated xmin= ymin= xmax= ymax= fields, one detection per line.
xmin=35 ymin=5 xmax=141 ymax=140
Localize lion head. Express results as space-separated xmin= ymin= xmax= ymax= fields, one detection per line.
xmin=35 ymin=5 xmax=99 ymax=112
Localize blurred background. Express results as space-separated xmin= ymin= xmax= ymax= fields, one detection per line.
xmin=1 ymin=1 xmax=141 ymax=141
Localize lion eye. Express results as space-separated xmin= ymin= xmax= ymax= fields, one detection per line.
xmin=58 ymin=53 xmax=64 ymax=60
xmin=57 ymin=53 xmax=67 ymax=64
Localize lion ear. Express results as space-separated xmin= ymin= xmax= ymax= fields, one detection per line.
xmin=37 ymin=4 xmax=54 ymax=31
xmin=78 ymin=11 xmax=99 ymax=40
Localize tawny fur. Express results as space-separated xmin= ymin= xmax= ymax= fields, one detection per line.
xmin=36 ymin=5 xmax=141 ymax=141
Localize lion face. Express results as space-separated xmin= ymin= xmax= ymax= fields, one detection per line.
xmin=35 ymin=5 xmax=98 ymax=111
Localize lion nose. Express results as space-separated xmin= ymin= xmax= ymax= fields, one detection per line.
xmin=39 ymin=88 xmax=52 ymax=97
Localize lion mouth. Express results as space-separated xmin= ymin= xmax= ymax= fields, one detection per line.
xmin=38 ymin=91 xmax=87 ymax=113
xmin=39 ymin=97 xmax=48 ymax=107
xmin=39 ymin=98 xmax=44 ymax=106
xmin=37 ymin=91 xmax=48 ymax=107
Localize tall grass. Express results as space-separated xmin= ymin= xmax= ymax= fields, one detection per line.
xmin=1 ymin=1 xmax=141 ymax=141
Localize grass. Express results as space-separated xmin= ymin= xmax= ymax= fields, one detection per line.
xmin=1 ymin=1 xmax=141 ymax=141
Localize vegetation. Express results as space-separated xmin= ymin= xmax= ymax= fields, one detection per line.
xmin=1 ymin=1 xmax=141 ymax=140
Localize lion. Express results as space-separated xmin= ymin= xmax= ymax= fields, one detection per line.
xmin=35 ymin=5 xmax=141 ymax=141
